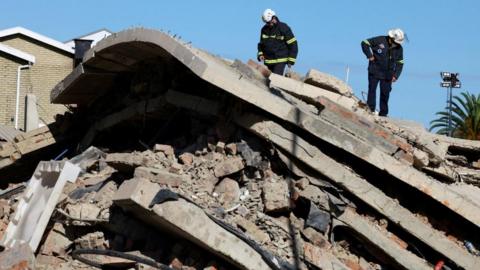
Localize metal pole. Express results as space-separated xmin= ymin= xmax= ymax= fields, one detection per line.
xmin=345 ymin=66 xmax=350 ymax=84
xmin=448 ymin=86 xmax=453 ymax=136
xmin=445 ymin=87 xmax=449 ymax=135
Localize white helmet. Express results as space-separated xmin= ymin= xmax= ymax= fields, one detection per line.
xmin=388 ymin=28 xmax=405 ymax=44
xmin=262 ymin=9 xmax=276 ymax=23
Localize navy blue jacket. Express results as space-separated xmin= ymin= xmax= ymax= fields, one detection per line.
xmin=258 ymin=19 xmax=298 ymax=65
xmin=361 ymin=36 xmax=404 ymax=80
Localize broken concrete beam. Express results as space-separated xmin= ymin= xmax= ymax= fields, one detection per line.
xmin=422 ymin=163 xmax=459 ymax=183
xmin=232 ymin=95 xmax=479 ymax=227
xmin=449 ymin=184 xmax=480 ymax=209
xmin=382 ymin=118 xmax=448 ymax=164
xmin=269 ymin=73 xmax=358 ymax=110
xmin=293 ymin=106 xmax=480 ymax=228
xmin=334 ymin=208 xmax=431 ymax=270
xmin=79 ymin=96 xmax=166 ymax=150
xmin=447 ymin=154 xmax=470 ymax=166
xmin=276 ymin=149 xmax=321 ymax=180
xmin=235 ymin=114 xmax=480 ymax=269
xmin=455 ymin=166 xmax=480 ymax=182
xmin=151 ymin=201 xmax=273 ymax=270
xmin=113 ymin=177 xmax=161 ymax=211
xmin=304 ymin=69 xmax=354 ymax=97
xmin=1 ymin=161 xmax=81 ymax=252
xmin=213 ymin=157 xmax=244 ymax=178
xmin=166 ymin=89 xmax=220 ymax=116
xmin=50 ymin=63 xmax=117 ymax=105
xmin=433 ymin=132 xmax=480 ymax=153
xmin=262 ymin=178 xmax=291 ymax=213
xmin=271 ymin=75 xmax=423 ymax=165
xmin=268 ymin=91 xmax=414 ymax=165
xmin=134 ymin=167 xmax=188 ymax=187
xmin=113 ymin=178 xmax=272 ymax=270
xmin=316 ymin=97 xmax=414 ymax=158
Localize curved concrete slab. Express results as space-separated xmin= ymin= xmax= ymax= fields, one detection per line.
xmin=50 ymin=28 xmax=480 ymax=269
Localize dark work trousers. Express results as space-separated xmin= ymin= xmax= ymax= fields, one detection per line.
xmin=368 ymin=74 xmax=392 ymax=116
xmin=267 ymin=62 xmax=287 ymax=75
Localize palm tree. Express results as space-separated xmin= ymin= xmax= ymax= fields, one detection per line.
xmin=430 ymin=91 xmax=480 ymax=140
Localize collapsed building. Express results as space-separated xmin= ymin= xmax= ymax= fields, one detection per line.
xmin=1 ymin=28 xmax=480 ymax=270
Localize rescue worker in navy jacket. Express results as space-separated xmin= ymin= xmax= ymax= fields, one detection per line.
xmin=361 ymin=29 xmax=405 ymax=116
xmin=257 ymin=9 xmax=298 ymax=75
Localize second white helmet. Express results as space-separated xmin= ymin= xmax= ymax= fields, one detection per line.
xmin=388 ymin=28 xmax=405 ymax=44
xmin=262 ymin=9 xmax=276 ymax=23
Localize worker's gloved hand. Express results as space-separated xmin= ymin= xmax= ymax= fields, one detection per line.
xmin=285 ymin=65 xmax=292 ymax=77
xmin=368 ymin=57 xmax=375 ymax=61
xmin=258 ymin=55 xmax=265 ymax=62
xmin=392 ymin=76 xmax=397 ymax=83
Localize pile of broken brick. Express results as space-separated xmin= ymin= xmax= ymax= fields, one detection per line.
xmin=0 ymin=137 xmax=380 ymax=270
xmin=1 ymin=28 xmax=480 ymax=270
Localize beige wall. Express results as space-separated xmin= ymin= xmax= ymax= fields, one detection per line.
xmin=0 ymin=35 xmax=73 ymax=130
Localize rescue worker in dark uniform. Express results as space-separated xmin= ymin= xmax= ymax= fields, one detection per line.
xmin=361 ymin=28 xmax=405 ymax=116
xmin=257 ymin=9 xmax=298 ymax=75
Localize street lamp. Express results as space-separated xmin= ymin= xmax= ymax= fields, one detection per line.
xmin=440 ymin=72 xmax=461 ymax=136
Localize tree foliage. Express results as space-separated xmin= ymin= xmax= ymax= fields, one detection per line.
xmin=430 ymin=92 xmax=480 ymax=140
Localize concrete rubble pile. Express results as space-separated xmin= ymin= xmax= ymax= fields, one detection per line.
xmin=1 ymin=28 xmax=480 ymax=270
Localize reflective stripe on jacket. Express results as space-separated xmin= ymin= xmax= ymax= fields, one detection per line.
xmin=257 ymin=20 xmax=298 ymax=65
xmin=361 ymin=36 xmax=404 ymax=79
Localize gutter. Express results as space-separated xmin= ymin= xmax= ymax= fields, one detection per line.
xmin=15 ymin=64 xmax=31 ymax=130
